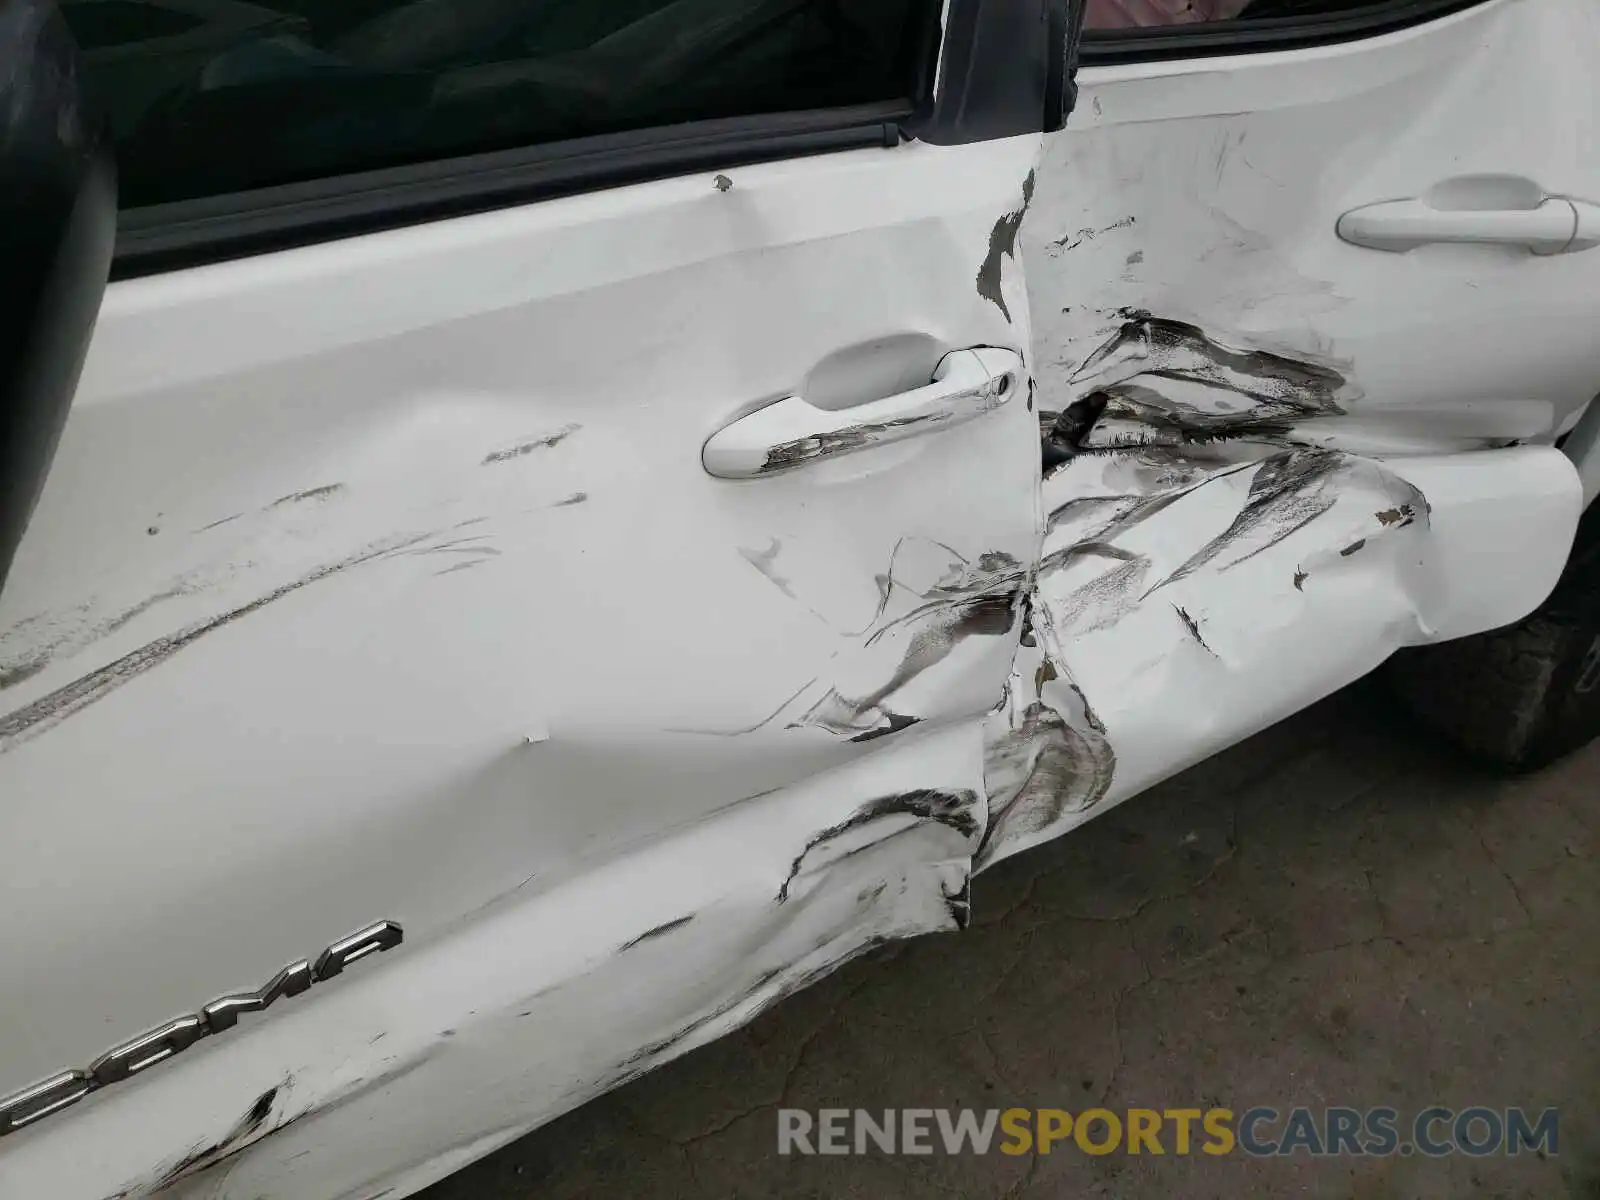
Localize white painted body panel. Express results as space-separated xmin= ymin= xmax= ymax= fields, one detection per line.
xmin=982 ymin=445 xmax=1579 ymax=868
xmin=1032 ymin=0 xmax=1600 ymax=450
xmin=3 ymin=0 xmax=1599 ymax=1194
xmin=1 ymin=725 xmax=989 ymax=1200
xmin=0 ymin=135 xmax=1042 ymax=1195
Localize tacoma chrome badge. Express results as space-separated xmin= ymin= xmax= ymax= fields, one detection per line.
xmin=0 ymin=920 xmax=402 ymax=1137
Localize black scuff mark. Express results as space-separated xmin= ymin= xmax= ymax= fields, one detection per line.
xmin=1042 ymin=462 xmax=1246 ymax=547
xmin=1 ymin=579 xmax=199 ymax=693
xmin=129 ymin=1048 xmax=440 ymax=1193
xmin=393 ymin=537 xmax=500 ymax=560
xmin=434 ymin=560 xmax=486 ymax=577
xmin=990 ymin=318 xmax=1438 ymax=866
xmin=857 ymin=881 xmax=889 ymax=907
xmin=268 ymin=483 xmax=344 ymax=509
xmin=1125 ymin=250 xmax=1144 ymax=266
xmin=1341 ymin=539 xmax=1366 ymax=557
xmin=554 ymin=492 xmax=588 ymax=507
xmin=785 ymin=586 xmax=1020 ymax=738
xmin=777 ymin=788 xmax=979 ymax=904
xmin=482 ymin=424 xmax=580 ymax=465
xmin=196 ymin=512 xmax=243 ymax=532
xmin=980 ymin=675 xmax=1116 ymax=868
xmin=100 ymin=581 xmax=194 ymax=638
xmin=675 ymin=541 xmax=1024 ymax=740
xmin=1147 ymin=449 xmax=1345 ymax=593
xmin=0 ymin=650 xmax=51 ymax=690
xmin=849 ymin=712 xmax=921 ymax=743
xmin=976 ymin=170 xmax=1035 ymax=321
xmin=1067 ymin=314 xmax=1350 ymax=445
xmin=760 ymin=412 xmax=952 ymax=474
xmin=1042 ymin=393 xmax=1110 ymax=470
xmin=618 ymin=913 xmax=696 ymax=953
xmin=143 ymin=1082 xmax=299 ymax=1193
xmin=0 ymin=530 xmax=440 ymax=755
xmin=1046 ymin=215 xmax=1135 ymax=255
xmin=1033 ymin=543 xmax=1150 ymax=639
xmin=1173 ymin=605 xmax=1215 ymax=656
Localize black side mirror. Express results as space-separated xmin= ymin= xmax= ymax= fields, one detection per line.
xmin=0 ymin=0 xmax=115 ymax=598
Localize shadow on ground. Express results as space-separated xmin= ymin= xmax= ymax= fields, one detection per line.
xmin=419 ymin=674 xmax=1600 ymax=1199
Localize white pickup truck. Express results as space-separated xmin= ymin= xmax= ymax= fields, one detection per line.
xmin=1 ymin=0 xmax=1597 ymax=1194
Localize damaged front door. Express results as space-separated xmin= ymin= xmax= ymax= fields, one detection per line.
xmin=0 ymin=1 xmax=1074 ymax=1195
xmin=984 ymin=0 xmax=1592 ymax=867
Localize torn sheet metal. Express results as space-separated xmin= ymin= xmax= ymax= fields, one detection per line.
xmin=975 ymin=298 xmax=1575 ymax=869
xmin=0 ymin=133 xmax=1045 ymax=1199
xmin=979 ymin=430 xmax=1435 ymax=868
xmin=975 ymin=87 xmax=1590 ymax=866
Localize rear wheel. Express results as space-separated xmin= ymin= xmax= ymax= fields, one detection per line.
xmin=1388 ymin=501 xmax=1600 ymax=773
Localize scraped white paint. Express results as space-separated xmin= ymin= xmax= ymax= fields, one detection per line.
xmin=0 ymin=135 xmax=1041 ymax=1197
xmin=982 ymin=0 xmax=1597 ymax=865
xmin=2 ymin=0 xmax=1599 ymax=1193
xmin=1034 ymin=0 xmax=1600 ymax=446
xmin=980 ymin=442 xmax=1579 ymax=870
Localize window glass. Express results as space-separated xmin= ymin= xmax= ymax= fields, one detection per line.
xmin=66 ymin=0 xmax=934 ymax=207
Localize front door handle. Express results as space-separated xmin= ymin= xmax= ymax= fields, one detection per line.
xmin=702 ymin=347 xmax=1023 ymax=479
xmin=1337 ymin=176 xmax=1600 ymax=255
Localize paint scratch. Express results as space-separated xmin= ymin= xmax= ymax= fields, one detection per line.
xmin=482 ymin=424 xmax=580 ymax=465
xmin=0 ymin=531 xmax=440 ymax=755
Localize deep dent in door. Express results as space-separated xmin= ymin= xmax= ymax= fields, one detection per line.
xmin=0 ymin=153 xmax=1581 ymax=1197
xmin=980 ymin=313 xmax=1433 ymax=868
xmin=0 ymin=166 xmax=1041 ymax=1198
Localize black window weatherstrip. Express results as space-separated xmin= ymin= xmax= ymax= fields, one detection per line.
xmin=114 ymin=0 xmax=1082 ymax=276
xmin=1079 ymin=0 xmax=1486 ymax=64
xmin=112 ymin=103 xmax=906 ymax=279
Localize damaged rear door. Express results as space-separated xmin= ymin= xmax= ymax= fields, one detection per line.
xmin=0 ymin=1 xmax=1075 ymax=1195
xmin=982 ymin=0 xmax=1593 ymax=867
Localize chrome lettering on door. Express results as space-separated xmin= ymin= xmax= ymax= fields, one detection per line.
xmin=0 ymin=920 xmax=401 ymax=1137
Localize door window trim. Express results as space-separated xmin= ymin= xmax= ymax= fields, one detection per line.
xmin=108 ymin=0 xmax=1079 ymax=277
xmin=113 ymin=103 xmax=907 ymax=279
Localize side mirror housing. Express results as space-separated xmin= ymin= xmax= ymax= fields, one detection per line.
xmin=0 ymin=0 xmax=115 ymax=598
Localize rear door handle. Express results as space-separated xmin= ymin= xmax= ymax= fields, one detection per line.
xmin=702 ymin=347 xmax=1023 ymax=479
xmin=1338 ymin=177 xmax=1600 ymax=255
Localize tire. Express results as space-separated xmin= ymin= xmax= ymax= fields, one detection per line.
xmin=1387 ymin=500 xmax=1600 ymax=773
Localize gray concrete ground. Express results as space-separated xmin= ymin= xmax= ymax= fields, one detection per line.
xmin=419 ymin=675 xmax=1600 ymax=1199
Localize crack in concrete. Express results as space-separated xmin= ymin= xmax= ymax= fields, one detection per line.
xmin=1473 ymin=822 xmax=1534 ymax=927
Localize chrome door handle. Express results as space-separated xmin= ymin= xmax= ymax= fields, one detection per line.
xmin=702 ymin=347 xmax=1023 ymax=479
xmin=1337 ymin=176 xmax=1600 ymax=255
